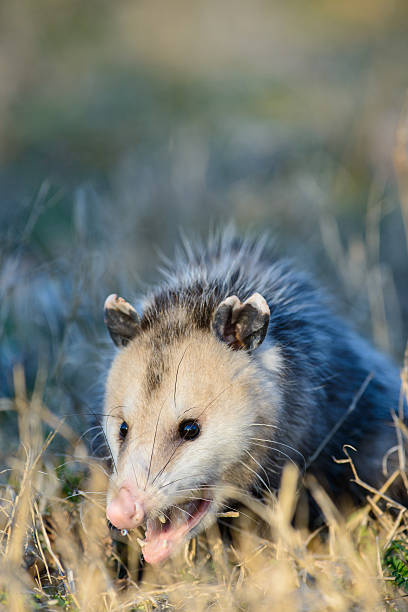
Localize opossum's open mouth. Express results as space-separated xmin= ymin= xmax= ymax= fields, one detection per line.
xmin=141 ymin=497 xmax=212 ymax=564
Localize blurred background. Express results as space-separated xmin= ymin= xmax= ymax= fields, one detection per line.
xmin=1 ymin=0 xmax=408 ymax=461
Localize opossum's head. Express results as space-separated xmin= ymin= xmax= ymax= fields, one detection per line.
xmin=103 ymin=292 xmax=272 ymax=564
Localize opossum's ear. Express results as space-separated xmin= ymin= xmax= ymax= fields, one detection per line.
xmin=212 ymin=293 xmax=270 ymax=351
xmin=104 ymin=294 xmax=141 ymax=347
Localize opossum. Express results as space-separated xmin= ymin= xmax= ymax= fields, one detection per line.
xmin=102 ymin=232 xmax=405 ymax=565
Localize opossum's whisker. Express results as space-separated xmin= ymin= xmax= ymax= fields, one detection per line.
xmin=169 ymin=485 xmax=238 ymax=499
xmin=92 ymin=442 xmax=113 ymax=459
xmin=87 ymin=407 xmax=117 ymax=474
xmin=90 ymin=430 xmax=105 ymax=448
xmin=76 ymin=491 xmax=107 ymax=513
xmin=170 ymin=504 xmax=194 ymax=520
xmin=150 ymin=438 xmax=186 ymax=487
xmin=250 ymin=438 xmax=304 ymax=457
xmin=63 ymin=492 xmax=81 ymax=502
xmin=239 ymin=460 xmax=274 ymax=497
xmin=171 ymin=486 xmax=220 ymax=494
xmin=71 ymin=404 xmax=124 ymax=422
xmin=248 ymin=423 xmax=280 ymax=429
xmin=244 ymin=456 xmax=280 ymax=476
xmin=181 ymin=383 xmax=234 ymax=418
xmin=92 ymin=440 xmax=105 ymax=452
xmin=177 ymin=496 xmax=214 ymax=508
xmin=158 ymin=475 xmax=207 ymax=490
xmin=90 ymin=428 xmax=104 ymax=441
xmin=93 ymin=452 xmax=114 ymax=462
xmin=250 ymin=438 xmax=306 ymax=471
xmin=199 ymin=484 xmax=263 ymax=502
xmin=78 ymin=424 xmax=103 ymax=442
xmin=126 ymin=444 xmax=141 ymax=490
xmin=173 ymin=345 xmax=190 ymax=411
xmin=64 ymin=490 xmax=107 ymax=501
xmin=195 ymin=383 xmax=234 ymax=420
xmin=56 ymin=456 xmax=98 ymax=466
xmin=60 ymin=412 xmax=122 ymax=419
xmin=145 ymin=399 xmax=166 ymax=491
xmin=56 ymin=458 xmax=111 ymax=479
xmin=172 ymin=487 xmax=223 ymax=496
xmin=251 ymin=443 xmax=301 ymax=472
xmin=244 ymin=449 xmax=272 ymax=492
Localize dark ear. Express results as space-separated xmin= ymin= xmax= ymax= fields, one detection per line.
xmin=104 ymin=294 xmax=140 ymax=347
xmin=212 ymin=293 xmax=270 ymax=351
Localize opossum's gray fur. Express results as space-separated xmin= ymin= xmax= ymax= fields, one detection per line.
xmin=130 ymin=228 xmax=406 ymax=503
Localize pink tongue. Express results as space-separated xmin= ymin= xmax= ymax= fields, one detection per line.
xmin=141 ymin=500 xmax=211 ymax=564
xmin=142 ymin=519 xmax=191 ymax=565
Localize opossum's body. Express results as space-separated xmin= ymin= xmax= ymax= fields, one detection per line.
xmin=103 ymin=233 xmax=405 ymax=564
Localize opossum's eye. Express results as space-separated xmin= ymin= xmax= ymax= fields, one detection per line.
xmin=178 ymin=419 xmax=200 ymax=441
xmin=119 ymin=421 xmax=129 ymax=440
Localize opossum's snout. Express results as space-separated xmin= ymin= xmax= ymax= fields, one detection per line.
xmin=107 ymin=480 xmax=214 ymax=564
xmin=106 ymin=485 xmax=145 ymax=530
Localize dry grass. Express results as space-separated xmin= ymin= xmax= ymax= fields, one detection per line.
xmin=0 ymin=121 xmax=407 ymax=609
xmin=1 ymin=2 xmax=408 ymax=608
xmin=1 ymin=357 xmax=408 ymax=612
xmin=1 ymin=117 xmax=408 ymax=609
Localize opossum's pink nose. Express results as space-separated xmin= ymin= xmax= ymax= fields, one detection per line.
xmin=106 ymin=486 xmax=145 ymax=530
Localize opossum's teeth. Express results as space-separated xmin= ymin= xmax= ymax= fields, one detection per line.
xmin=158 ymin=511 xmax=166 ymax=524
xmin=142 ymin=498 xmax=212 ymax=565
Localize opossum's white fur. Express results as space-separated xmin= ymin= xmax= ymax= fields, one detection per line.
xmin=104 ymin=328 xmax=278 ymax=529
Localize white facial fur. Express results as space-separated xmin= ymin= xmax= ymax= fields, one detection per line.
xmin=104 ymin=329 xmax=277 ymax=534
